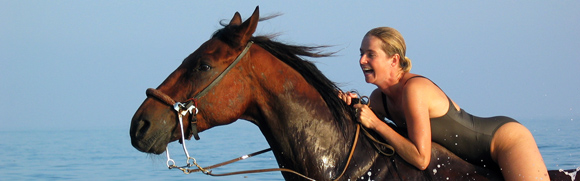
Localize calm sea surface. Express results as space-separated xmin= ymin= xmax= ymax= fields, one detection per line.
xmin=1 ymin=119 xmax=578 ymax=180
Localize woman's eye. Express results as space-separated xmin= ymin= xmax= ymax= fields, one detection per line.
xmin=198 ymin=64 xmax=211 ymax=71
xmin=360 ymin=52 xmax=374 ymax=58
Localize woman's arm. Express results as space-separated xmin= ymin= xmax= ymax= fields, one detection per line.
xmin=400 ymin=79 xmax=433 ymax=170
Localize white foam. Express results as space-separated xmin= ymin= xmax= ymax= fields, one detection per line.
xmin=559 ymin=167 xmax=580 ymax=181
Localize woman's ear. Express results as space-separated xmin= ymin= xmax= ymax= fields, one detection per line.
xmin=391 ymin=54 xmax=401 ymax=67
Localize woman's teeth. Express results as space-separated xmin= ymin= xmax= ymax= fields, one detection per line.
xmin=362 ymin=67 xmax=374 ymax=74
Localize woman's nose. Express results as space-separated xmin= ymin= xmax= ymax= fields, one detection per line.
xmin=359 ymin=55 xmax=366 ymax=64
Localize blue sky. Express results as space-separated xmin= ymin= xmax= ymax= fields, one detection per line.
xmin=1 ymin=1 xmax=579 ymax=131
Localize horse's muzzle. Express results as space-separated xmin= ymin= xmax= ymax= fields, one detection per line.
xmin=130 ymin=101 xmax=175 ymax=154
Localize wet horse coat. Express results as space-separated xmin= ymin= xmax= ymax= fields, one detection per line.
xmin=130 ymin=7 xmax=577 ymax=180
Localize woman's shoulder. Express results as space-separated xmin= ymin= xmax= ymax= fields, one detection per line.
xmin=401 ymin=74 xmax=437 ymax=93
xmin=402 ymin=73 xmax=428 ymax=85
xmin=401 ymin=74 xmax=457 ymax=115
xmin=400 ymin=74 xmax=446 ymax=105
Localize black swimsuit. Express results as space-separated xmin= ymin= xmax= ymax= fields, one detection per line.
xmin=381 ymin=76 xmax=518 ymax=167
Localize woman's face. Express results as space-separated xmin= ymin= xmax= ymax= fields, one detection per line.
xmin=359 ymin=35 xmax=394 ymax=85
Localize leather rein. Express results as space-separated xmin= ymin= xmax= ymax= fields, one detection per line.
xmin=144 ymin=41 xmax=393 ymax=180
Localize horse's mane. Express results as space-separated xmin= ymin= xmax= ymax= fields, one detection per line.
xmin=212 ymin=21 xmax=356 ymax=128
xmin=251 ymin=36 xmax=356 ymax=126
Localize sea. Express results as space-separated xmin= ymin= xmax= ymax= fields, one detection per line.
xmin=1 ymin=119 xmax=578 ymax=180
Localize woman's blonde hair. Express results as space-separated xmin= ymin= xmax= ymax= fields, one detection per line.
xmin=365 ymin=27 xmax=412 ymax=72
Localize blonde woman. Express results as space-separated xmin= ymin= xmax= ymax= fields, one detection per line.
xmin=340 ymin=27 xmax=549 ymax=180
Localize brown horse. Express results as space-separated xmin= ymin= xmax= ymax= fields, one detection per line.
xmin=130 ymin=7 xmax=578 ymax=181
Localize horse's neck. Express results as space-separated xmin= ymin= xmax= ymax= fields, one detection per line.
xmin=248 ymin=59 xmax=356 ymax=178
xmin=261 ymin=91 xmax=355 ymax=177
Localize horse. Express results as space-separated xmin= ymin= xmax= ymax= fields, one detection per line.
xmin=130 ymin=7 xmax=578 ymax=181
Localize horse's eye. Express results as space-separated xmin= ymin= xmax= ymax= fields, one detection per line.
xmin=198 ymin=64 xmax=211 ymax=71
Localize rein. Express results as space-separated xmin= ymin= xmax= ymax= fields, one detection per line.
xmin=144 ymin=41 xmax=392 ymax=180
xmin=173 ymin=124 xmax=361 ymax=181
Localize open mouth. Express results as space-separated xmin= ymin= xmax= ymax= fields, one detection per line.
xmin=362 ymin=67 xmax=374 ymax=75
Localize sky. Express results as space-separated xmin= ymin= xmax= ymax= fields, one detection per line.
xmin=1 ymin=1 xmax=579 ymax=131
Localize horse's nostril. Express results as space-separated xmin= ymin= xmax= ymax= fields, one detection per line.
xmin=133 ymin=118 xmax=151 ymax=139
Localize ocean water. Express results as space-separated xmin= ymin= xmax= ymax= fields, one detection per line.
xmin=0 ymin=119 xmax=578 ymax=180
xmin=0 ymin=122 xmax=282 ymax=181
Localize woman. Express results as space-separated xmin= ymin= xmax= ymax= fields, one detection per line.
xmin=339 ymin=27 xmax=549 ymax=180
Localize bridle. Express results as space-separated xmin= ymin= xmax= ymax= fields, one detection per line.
xmin=146 ymin=41 xmax=254 ymax=141
xmin=143 ymin=41 xmax=393 ymax=180
xmin=145 ymin=40 xmax=253 ymax=170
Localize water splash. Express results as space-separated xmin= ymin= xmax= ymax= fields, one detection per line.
xmin=559 ymin=167 xmax=580 ymax=181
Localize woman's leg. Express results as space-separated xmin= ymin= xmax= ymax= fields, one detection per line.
xmin=490 ymin=122 xmax=549 ymax=180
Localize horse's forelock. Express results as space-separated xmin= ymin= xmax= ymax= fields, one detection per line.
xmin=211 ymin=25 xmax=241 ymax=48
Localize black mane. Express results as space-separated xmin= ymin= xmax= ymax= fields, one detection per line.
xmin=252 ymin=36 xmax=356 ymax=126
xmin=212 ymin=23 xmax=356 ymax=128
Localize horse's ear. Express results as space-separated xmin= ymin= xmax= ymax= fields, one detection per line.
xmin=236 ymin=6 xmax=259 ymax=44
xmin=229 ymin=12 xmax=242 ymax=26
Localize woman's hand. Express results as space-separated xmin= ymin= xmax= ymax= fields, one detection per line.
xmin=339 ymin=91 xmax=380 ymax=130
xmin=353 ymin=104 xmax=380 ymax=130
xmin=338 ymin=91 xmax=359 ymax=105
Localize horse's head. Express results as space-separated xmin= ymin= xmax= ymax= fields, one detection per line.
xmin=130 ymin=7 xmax=260 ymax=154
